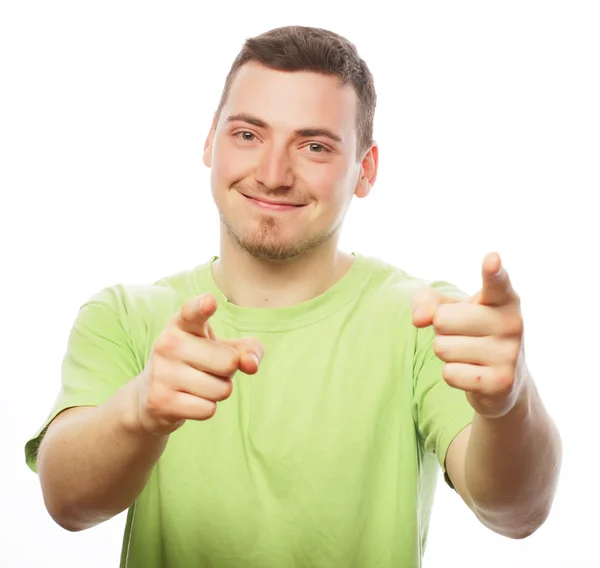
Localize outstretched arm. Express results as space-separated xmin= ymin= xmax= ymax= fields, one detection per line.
xmin=413 ymin=252 xmax=562 ymax=538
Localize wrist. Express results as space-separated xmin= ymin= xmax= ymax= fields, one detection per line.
xmin=474 ymin=377 xmax=536 ymax=435
xmin=118 ymin=375 xmax=161 ymax=439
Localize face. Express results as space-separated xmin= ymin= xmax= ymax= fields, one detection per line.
xmin=203 ymin=62 xmax=378 ymax=261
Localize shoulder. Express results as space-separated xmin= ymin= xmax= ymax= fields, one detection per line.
xmin=80 ymin=282 xmax=179 ymax=323
xmin=356 ymin=253 xmax=467 ymax=304
xmin=354 ymin=254 xmax=468 ymax=350
xmin=76 ymin=261 xmax=211 ymax=334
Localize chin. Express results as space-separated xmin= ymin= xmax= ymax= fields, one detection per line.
xmin=223 ymin=215 xmax=335 ymax=261
xmin=239 ymin=238 xmax=304 ymax=261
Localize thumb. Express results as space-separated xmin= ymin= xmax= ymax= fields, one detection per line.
xmin=221 ymin=337 xmax=265 ymax=375
xmin=411 ymin=286 xmax=462 ymax=328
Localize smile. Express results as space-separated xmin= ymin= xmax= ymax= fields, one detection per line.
xmin=242 ymin=194 xmax=307 ymax=211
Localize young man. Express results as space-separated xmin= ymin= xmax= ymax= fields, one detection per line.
xmin=25 ymin=26 xmax=561 ymax=568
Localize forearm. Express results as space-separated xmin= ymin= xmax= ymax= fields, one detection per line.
xmin=37 ymin=377 xmax=169 ymax=531
xmin=465 ymin=377 xmax=562 ymax=538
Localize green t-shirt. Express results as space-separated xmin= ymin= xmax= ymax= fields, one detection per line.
xmin=25 ymin=252 xmax=474 ymax=568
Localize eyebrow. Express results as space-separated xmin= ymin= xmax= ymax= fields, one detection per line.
xmin=226 ymin=113 xmax=343 ymax=144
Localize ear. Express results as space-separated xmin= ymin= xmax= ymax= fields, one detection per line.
xmin=354 ymin=143 xmax=378 ymax=198
xmin=203 ymin=115 xmax=218 ymax=168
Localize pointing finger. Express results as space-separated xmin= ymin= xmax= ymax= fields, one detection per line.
xmin=175 ymin=293 xmax=218 ymax=337
xmin=479 ymin=252 xmax=518 ymax=306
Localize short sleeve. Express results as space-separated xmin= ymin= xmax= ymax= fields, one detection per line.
xmin=411 ymin=281 xmax=475 ymax=488
xmin=24 ymin=287 xmax=142 ymax=473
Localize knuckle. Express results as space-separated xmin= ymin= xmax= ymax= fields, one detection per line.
xmin=145 ymin=387 xmax=170 ymax=414
xmin=432 ymin=309 xmax=443 ymax=331
xmin=219 ymin=379 xmax=234 ymax=400
xmin=432 ymin=304 xmax=451 ymax=332
xmin=148 ymin=359 xmax=176 ymax=394
xmin=492 ymin=367 xmax=514 ymax=395
xmin=209 ymin=380 xmax=233 ymax=403
xmin=496 ymin=339 xmax=521 ymax=364
xmin=441 ymin=363 xmax=461 ymax=389
xmin=154 ymin=331 xmax=181 ymax=357
xmin=202 ymin=401 xmax=217 ymax=419
xmin=223 ymin=360 xmax=238 ymax=377
xmin=441 ymin=362 xmax=453 ymax=382
xmin=508 ymin=341 xmax=522 ymax=364
xmin=222 ymin=349 xmax=241 ymax=376
xmin=432 ymin=336 xmax=444 ymax=358
xmin=502 ymin=313 xmax=524 ymax=337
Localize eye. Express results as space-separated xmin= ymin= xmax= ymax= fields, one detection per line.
xmin=235 ymin=131 xmax=256 ymax=142
xmin=307 ymin=143 xmax=329 ymax=153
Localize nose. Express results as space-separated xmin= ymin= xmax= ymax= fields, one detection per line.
xmin=254 ymin=142 xmax=295 ymax=190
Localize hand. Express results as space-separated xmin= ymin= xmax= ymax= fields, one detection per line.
xmin=135 ymin=292 xmax=264 ymax=436
xmin=412 ymin=252 xmax=527 ymax=419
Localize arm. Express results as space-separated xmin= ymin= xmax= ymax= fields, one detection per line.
xmin=35 ymin=292 xmax=263 ymax=533
xmin=445 ymin=376 xmax=562 ymax=538
xmin=37 ymin=377 xmax=168 ymax=532
xmin=412 ymin=252 xmax=562 ymax=538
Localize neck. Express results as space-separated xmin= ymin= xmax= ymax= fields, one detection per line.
xmin=211 ymin=232 xmax=355 ymax=309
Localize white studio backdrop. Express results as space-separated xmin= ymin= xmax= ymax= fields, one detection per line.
xmin=1 ymin=1 xmax=599 ymax=566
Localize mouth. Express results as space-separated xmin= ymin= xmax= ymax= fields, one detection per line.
xmin=241 ymin=193 xmax=307 ymax=211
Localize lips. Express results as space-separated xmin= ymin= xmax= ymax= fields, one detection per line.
xmin=243 ymin=194 xmax=303 ymax=206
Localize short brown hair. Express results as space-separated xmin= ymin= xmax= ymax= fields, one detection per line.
xmin=214 ymin=26 xmax=377 ymax=159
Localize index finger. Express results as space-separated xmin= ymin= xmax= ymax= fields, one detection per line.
xmin=479 ymin=253 xmax=517 ymax=306
xmin=174 ymin=293 xmax=218 ymax=338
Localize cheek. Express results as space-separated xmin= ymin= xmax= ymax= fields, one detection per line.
xmin=303 ymin=163 xmax=351 ymax=200
xmin=212 ymin=149 xmax=234 ymax=183
xmin=320 ymin=173 xmax=358 ymax=213
xmin=212 ymin=140 xmax=251 ymax=184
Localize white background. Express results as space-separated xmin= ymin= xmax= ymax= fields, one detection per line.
xmin=1 ymin=1 xmax=599 ymax=566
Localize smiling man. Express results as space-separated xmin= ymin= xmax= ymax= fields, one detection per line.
xmin=25 ymin=26 xmax=561 ymax=568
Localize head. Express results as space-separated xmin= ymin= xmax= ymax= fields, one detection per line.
xmin=203 ymin=26 xmax=378 ymax=261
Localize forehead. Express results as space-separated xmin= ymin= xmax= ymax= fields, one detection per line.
xmin=220 ymin=62 xmax=358 ymax=142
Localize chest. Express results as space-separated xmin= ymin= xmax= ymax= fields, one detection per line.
xmin=160 ymin=323 xmax=418 ymax=492
xmin=139 ymin=325 xmax=423 ymax=564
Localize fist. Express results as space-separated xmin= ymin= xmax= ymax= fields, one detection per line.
xmin=134 ymin=293 xmax=264 ymax=436
xmin=412 ymin=252 xmax=528 ymax=419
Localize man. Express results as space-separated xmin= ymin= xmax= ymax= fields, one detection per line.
xmin=25 ymin=26 xmax=561 ymax=567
